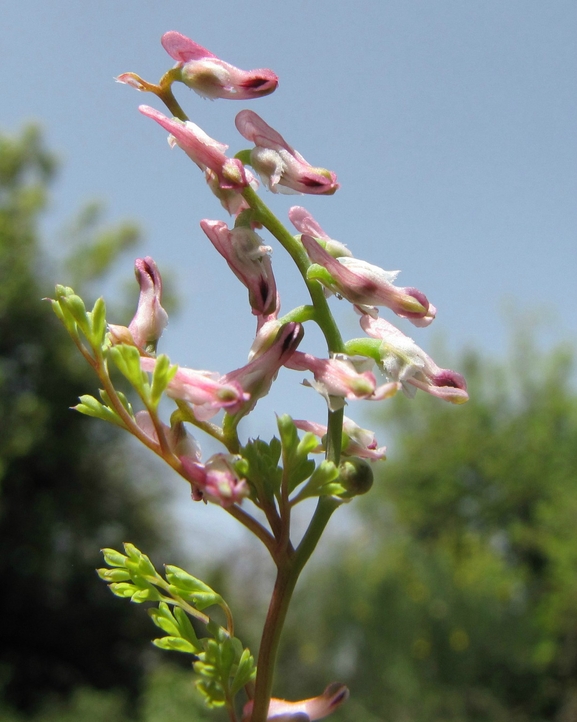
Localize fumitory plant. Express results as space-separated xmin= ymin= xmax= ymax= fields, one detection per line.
xmin=51 ymin=31 xmax=468 ymax=722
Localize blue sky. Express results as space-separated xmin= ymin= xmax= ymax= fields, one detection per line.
xmin=3 ymin=1 xmax=576 ymax=551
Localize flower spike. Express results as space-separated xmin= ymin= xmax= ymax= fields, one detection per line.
xmin=360 ymin=315 xmax=469 ymax=403
xmin=235 ymin=110 xmax=339 ymax=195
xmin=161 ymin=31 xmax=278 ymax=100
xmin=301 ymin=234 xmax=436 ymax=325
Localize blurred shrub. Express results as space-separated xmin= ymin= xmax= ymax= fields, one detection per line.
xmin=279 ymin=338 xmax=577 ymax=722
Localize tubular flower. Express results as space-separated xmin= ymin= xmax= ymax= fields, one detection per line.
xmin=293 ymin=417 xmax=387 ymax=461
xmin=222 ymin=322 xmax=304 ymax=420
xmin=179 ymin=453 xmax=249 ymax=507
xmin=108 ymin=257 xmax=168 ymax=352
xmin=288 ymin=206 xmax=351 ymax=258
xmin=286 ymin=351 xmax=399 ymax=411
xmin=161 ymin=31 xmax=278 ymax=100
xmin=140 ymin=357 xmax=249 ymax=421
xmin=200 ymin=220 xmax=278 ymax=317
xmin=128 ymin=257 xmax=168 ymax=350
xmin=242 ymin=683 xmax=349 ymax=722
xmin=139 ymin=105 xmax=250 ymax=191
xmin=301 ymin=234 xmax=436 ymax=326
xmin=235 ymin=110 xmax=339 ymax=195
xmin=360 ymin=315 xmax=469 ymax=404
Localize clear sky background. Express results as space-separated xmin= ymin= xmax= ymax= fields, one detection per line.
xmin=2 ymin=1 xmax=576 ymax=553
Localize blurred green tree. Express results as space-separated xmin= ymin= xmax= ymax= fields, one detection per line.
xmin=280 ymin=339 xmax=577 ymax=722
xmin=0 ymin=126 xmax=170 ymax=715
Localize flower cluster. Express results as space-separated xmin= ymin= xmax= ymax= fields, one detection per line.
xmin=56 ymin=29 xmax=470 ymax=722
xmin=111 ymin=30 xmax=467 ymax=506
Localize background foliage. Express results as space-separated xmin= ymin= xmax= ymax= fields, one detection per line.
xmin=0 ymin=126 xmax=171 ymax=716
xmin=278 ymin=340 xmax=577 ymax=722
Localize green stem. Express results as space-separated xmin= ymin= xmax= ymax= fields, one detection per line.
xmin=294 ymin=495 xmax=342 ymax=576
xmin=250 ymin=555 xmax=297 ymax=722
xmin=236 ymin=190 xmax=347 ymax=720
xmin=157 ymin=85 xmax=188 ymax=122
xmin=250 ymin=490 xmax=342 ymax=722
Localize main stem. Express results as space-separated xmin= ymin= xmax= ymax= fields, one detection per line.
xmin=240 ymin=189 xmax=345 ymax=721
xmin=250 ymin=554 xmax=297 ymax=722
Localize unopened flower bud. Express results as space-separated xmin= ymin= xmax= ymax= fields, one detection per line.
xmin=128 ymin=257 xmax=168 ymax=352
xmin=338 ymin=457 xmax=374 ymax=498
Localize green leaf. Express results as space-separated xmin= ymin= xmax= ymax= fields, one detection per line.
xmin=150 ymin=353 xmax=177 ymax=407
xmin=173 ymin=606 xmax=201 ymax=650
xmin=277 ymin=413 xmax=300 ymax=454
xmin=153 ymin=636 xmax=197 ymax=655
xmin=241 ymin=437 xmax=283 ymax=502
xmin=109 ymin=582 xmax=136 ymax=598
xmin=123 ymin=543 xmax=158 ymax=579
xmin=195 ymin=678 xmax=226 ymax=708
xmin=99 ymin=389 xmax=134 ymax=418
xmin=96 ymin=568 xmax=131 ymax=582
xmin=277 ymin=415 xmax=318 ymax=493
xmin=63 ymin=293 xmax=91 ymax=336
xmin=51 ymin=287 xmax=81 ymax=338
xmin=74 ymin=394 xmax=124 ymax=427
xmin=149 ymin=603 xmax=181 ymax=637
xmin=164 ymin=566 xmax=219 ymax=596
xmin=89 ymin=296 xmax=107 ymax=347
xmin=131 ymin=587 xmax=162 ymax=603
xmin=109 ymin=344 xmax=149 ymax=395
xmin=231 ymin=648 xmax=257 ymax=696
xmin=101 ymin=548 xmax=128 ymax=568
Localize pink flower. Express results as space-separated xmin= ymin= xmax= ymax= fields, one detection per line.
xmin=242 ymin=683 xmax=349 ymax=722
xmin=139 ymin=105 xmax=250 ymax=190
xmin=360 ymin=315 xmax=469 ymax=404
xmin=200 ymin=220 xmax=278 ymax=317
xmin=108 ymin=257 xmax=168 ymax=352
xmin=301 ymin=234 xmax=436 ymax=326
xmin=293 ymin=417 xmax=387 ymax=461
xmin=161 ymin=31 xmax=278 ymax=100
xmin=286 ymin=351 xmax=399 ymax=411
xmin=129 ymin=257 xmax=168 ymax=349
xmin=140 ymin=357 xmax=249 ymax=421
xmin=288 ymin=206 xmax=351 ymax=258
xmin=235 ymin=110 xmax=339 ymax=195
xmin=180 ymin=453 xmax=249 ymax=507
xmin=222 ymin=323 xmax=304 ymax=419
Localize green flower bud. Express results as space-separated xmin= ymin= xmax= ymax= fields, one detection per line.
xmin=338 ymin=457 xmax=374 ymax=498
